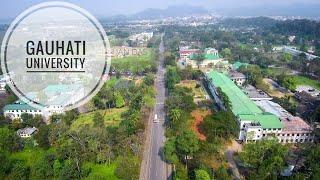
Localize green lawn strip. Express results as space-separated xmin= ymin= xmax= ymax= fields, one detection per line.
xmin=291 ymin=75 xmax=320 ymax=90
xmin=84 ymin=162 xmax=119 ymax=180
xmin=111 ymin=48 xmax=155 ymax=72
xmin=10 ymin=147 xmax=55 ymax=166
xmin=71 ymin=108 xmax=127 ymax=131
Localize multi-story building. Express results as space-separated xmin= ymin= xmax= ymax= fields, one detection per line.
xmin=186 ymin=48 xmax=228 ymax=68
xmin=206 ymin=71 xmax=314 ymax=143
xmin=228 ymin=71 xmax=246 ymax=86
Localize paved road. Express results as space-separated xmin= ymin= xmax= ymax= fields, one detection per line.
xmin=143 ymin=35 xmax=171 ymax=180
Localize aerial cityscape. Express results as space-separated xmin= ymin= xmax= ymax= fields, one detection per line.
xmin=0 ymin=0 xmax=320 ymax=179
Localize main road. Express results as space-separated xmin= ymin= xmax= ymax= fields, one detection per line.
xmin=140 ymin=35 xmax=172 ymax=180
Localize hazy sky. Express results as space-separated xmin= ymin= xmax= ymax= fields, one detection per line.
xmin=1 ymin=0 xmax=320 ymax=19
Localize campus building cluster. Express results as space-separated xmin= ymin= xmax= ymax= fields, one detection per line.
xmin=206 ymin=71 xmax=314 ymax=143
xmin=178 ymin=47 xmax=228 ymax=69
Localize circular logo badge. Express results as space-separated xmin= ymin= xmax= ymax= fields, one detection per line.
xmin=1 ymin=2 xmax=111 ymax=112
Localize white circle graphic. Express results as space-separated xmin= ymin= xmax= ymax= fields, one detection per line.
xmin=1 ymin=2 xmax=111 ymax=111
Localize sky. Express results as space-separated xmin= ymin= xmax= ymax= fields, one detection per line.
xmin=1 ymin=0 xmax=320 ymax=19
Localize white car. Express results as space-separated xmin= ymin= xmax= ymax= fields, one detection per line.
xmin=153 ymin=114 xmax=159 ymax=123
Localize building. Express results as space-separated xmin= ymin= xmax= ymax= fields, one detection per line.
xmin=186 ymin=48 xmax=228 ymax=68
xmin=228 ymin=71 xmax=246 ymax=86
xmin=231 ymin=61 xmax=249 ymax=70
xmin=17 ymin=127 xmax=37 ymax=138
xmin=205 ymin=71 xmax=314 ymax=143
xmin=3 ymin=100 xmax=42 ymax=119
xmin=179 ymin=49 xmax=200 ymax=59
xmin=254 ymin=100 xmax=314 ymax=143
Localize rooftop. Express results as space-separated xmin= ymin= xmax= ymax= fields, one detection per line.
xmin=206 ymin=71 xmax=282 ymax=129
xmin=3 ymin=100 xmax=38 ymax=111
xmin=243 ymin=85 xmax=272 ymax=100
xmin=17 ymin=127 xmax=37 ymax=136
xmin=228 ymin=70 xmax=246 ymax=79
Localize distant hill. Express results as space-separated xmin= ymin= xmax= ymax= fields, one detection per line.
xmin=131 ymin=5 xmax=208 ymax=20
xmin=101 ymin=5 xmax=209 ymax=22
xmin=213 ymin=3 xmax=320 ymax=18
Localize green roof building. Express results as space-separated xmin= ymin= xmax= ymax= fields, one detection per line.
xmin=206 ymin=71 xmax=283 ymax=142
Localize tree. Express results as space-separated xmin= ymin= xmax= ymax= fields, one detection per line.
xmin=115 ymin=93 xmax=125 ymax=108
xmin=7 ymin=161 xmax=29 ymax=180
xmin=304 ymin=144 xmax=320 ymax=179
xmin=175 ymin=130 xmax=200 ymax=156
xmin=31 ymin=153 xmax=54 ymax=178
xmin=221 ymin=48 xmax=232 ymax=59
xmin=35 ymin=126 xmax=50 ymax=149
xmin=215 ymin=166 xmax=230 ymax=180
xmin=239 ymin=140 xmax=288 ymax=179
xmin=93 ymin=112 xmax=104 ymax=127
xmin=53 ymin=159 xmax=62 ymax=177
xmin=195 ymin=169 xmax=211 ymax=180
xmin=0 ymin=126 xmax=20 ymax=152
xmin=165 ymin=66 xmax=181 ymax=91
xmin=0 ymin=152 xmax=12 ymax=177
xmin=164 ymin=138 xmax=179 ymax=164
xmin=168 ymin=108 xmax=181 ymax=123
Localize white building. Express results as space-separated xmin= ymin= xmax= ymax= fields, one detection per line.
xmin=228 ymin=71 xmax=246 ymax=86
xmin=17 ymin=127 xmax=37 ymax=138
xmin=185 ymin=48 xmax=228 ymax=69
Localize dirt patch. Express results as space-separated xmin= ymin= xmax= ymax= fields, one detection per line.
xmin=191 ymin=109 xmax=211 ymax=141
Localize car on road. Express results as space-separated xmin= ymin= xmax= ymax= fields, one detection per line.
xmin=153 ymin=114 xmax=159 ymax=123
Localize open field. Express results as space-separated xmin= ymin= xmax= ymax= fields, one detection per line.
xmin=177 ymin=80 xmax=206 ymax=101
xmin=71 ymin=108 xmax=127 ymax=131
xmin=10 ymin=148 xmax=55 ymax=166
xmin=85 ymin=162 xmax=118 ymax=180
xmin=111 ymin=48 xmax=156 ymax=73
xmin=291 ymin=75 xmax=320 ymax=90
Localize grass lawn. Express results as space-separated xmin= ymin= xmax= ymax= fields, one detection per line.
xmin=176 ymin=80 xmax=205 ymax=99
xmin=111 ymin=48 xmax=156 ymax=72
xmin=71 ymin=108 xmax=127 ymax=131
xmin=291 ymin=75 xmax=320 ymax=90
xmin=10 ymin=147 xmax=54 ymax=167
xmin=85 ymin=162 xmax=119 ymax=180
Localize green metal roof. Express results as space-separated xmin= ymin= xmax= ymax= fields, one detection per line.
xmin=189 ymin=53 xmax=220 ymax=61
xmin=232 ymin=61 xmax=249 ymax=70
xmin=206 ymin=71 xmax=283 ymax=129
xmin=3 ymin=102 xmax=38 ymax=111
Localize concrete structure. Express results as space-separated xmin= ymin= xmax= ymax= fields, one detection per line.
xmin=17 ymin=127 xmax=37 ymax=138
xmin=228 ymin=71 xmax=246 ymax=86
xmin=205 ymin=71 xmax=314 ymax=143
xmin=282 ymin=46 xmax=318 ymax=60
xmin=243 ymin=85 xmax=273 ymax=101
xmin=179 ymin=49 xmax=200 ymax=59
xmin=254 ymin=100 xmax=314 ymax=143
xmin=296 ymin=85 xmax=320 ymax=98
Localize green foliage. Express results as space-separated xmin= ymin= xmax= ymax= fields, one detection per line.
xmin=175 ymin=130 xmax=200 ymax=156
xmin=93 ymin=112 xmax=104 ymax=127
xmin=0 ymin=126 xmax=20 ymax=152
xmin=239 ymin=140 xmax=288 ymax=179
xmin=115 ymin=155 xmax=140 ymax=180
xmin=115 ymin=93 xmax=125 ymax=108
xmin=200 ymin=111 xmax=238 ymax=142
xmin=195 ymin=169 xmax=211 ymax=180
xmin=166 ymin=66 xmax=181 ymax=91
xmin=35 ymin=125 xmax=50 ymax=149
xmin=215 ymin=166 xmax=231 ymax=180
xmin=164 ymin=138 xmax=179 ymax=164
xmin=7 ymin=161 xmax=29 ymax=180
xmin=304 ymin=144 xmax=320 ymax=179
xmin=277 ymin=73 xmax=296 ymax=91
